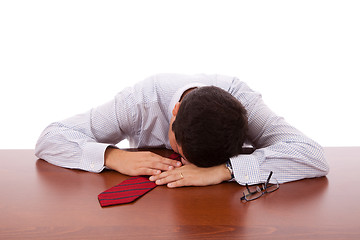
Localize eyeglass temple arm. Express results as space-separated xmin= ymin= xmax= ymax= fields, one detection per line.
xmin=240 ymin=184 xmax=252 ymax=201
xmin=265 ymin=171 xmax=273 ymax=186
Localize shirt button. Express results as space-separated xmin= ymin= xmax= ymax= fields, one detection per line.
xmin=90 ymin=163 xmax=95 ymax=169
xmin=244 ymin=175 xmax=249 ymax=181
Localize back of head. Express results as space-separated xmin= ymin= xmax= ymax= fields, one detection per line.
xmin=172 ymin=86 xmax=248 ymax=167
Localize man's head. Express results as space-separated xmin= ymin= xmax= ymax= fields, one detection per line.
xmin=168 ymin=86 xmax=248 ymax=167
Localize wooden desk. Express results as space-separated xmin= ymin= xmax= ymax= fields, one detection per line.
xmin=0 ymin=147 xmax=359 ymax=240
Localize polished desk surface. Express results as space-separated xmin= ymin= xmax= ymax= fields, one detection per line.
xmin=0 ymin=147 xmax=359 ymax=240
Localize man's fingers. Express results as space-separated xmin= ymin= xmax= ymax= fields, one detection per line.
xmin=148 ymin=161 xmax=177 ymax=171
xmin=167 ymin=179 xmax=185 ymax=188
xmin=145 ymin=155 xmax=181 ymax=171
xmin=159 ymin=156 xmax=182 ymax=167
xmin=147 ymin=169 xmax=161 ymax=176
xmin=151 ymin=170 xmax=184 ymax=186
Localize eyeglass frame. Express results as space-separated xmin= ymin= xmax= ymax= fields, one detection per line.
xmin=240 ymin=171 xmax=280 ymax=202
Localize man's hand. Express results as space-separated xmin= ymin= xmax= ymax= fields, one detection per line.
xmin=104 ymin=148 xmax=182 ymax=176
xmin=149 ymin=163 xmax=232 ymax=188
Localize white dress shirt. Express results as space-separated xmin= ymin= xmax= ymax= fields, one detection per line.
xmin=35 ymin=73 xmax=329 ymax=185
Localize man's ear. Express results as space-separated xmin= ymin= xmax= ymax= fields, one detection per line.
xmin=172 ymin=102 xmax=181 ymax=117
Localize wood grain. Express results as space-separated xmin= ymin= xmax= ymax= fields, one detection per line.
xmin=0 ymin=147 xmax=359 ymax=239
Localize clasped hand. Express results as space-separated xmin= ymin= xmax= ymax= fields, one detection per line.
xmin=104 ymin=148 xmax=232 ymax=188
xmin=149 ymin=163 xmax=231 ymax=188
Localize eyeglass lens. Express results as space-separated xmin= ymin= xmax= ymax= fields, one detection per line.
xmin=241 ymin=171 xmax=279 ymax=202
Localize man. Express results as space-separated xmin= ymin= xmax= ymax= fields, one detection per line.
xmin=35 ymin=73 xmax=329 ymax=188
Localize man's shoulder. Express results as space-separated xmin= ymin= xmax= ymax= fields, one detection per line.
xmin=131 ymin=73 xmax=241 ymax=101
xmin=147 ymin=73 xmax=236 ymax=86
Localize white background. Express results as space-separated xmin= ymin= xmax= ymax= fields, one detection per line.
xmin=1 ymin=0 xmax=359 ymax=149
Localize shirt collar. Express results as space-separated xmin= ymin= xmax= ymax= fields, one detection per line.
xmin=168 ymin=82 xmax=207 ymax=121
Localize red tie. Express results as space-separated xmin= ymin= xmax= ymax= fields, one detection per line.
xmin=98 ymin=153 xmax=181 ymax=207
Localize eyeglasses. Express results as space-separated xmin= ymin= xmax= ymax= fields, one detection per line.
xmin=241 ymin=171 xmax=279 ymax=202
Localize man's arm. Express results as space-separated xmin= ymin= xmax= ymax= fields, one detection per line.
xmin=35 ymin=87 xmax=180 ymax=174
xmin=229 ymin=78 xmax=329 ymax=185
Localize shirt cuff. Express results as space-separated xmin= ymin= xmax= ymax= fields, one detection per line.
xmin=229 ymin=153 xmax=262 ymax=185
xmin=80 ymin=142 xmax=113 ymax=173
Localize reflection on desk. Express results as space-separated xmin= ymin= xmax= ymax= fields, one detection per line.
xmin=0 ymin=147 xmax=359 ymax=240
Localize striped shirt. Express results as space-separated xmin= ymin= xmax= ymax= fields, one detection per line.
xmin=35 ymin=73 xmax=329 ymax=185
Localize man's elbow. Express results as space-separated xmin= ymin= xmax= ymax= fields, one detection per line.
xmin=35 ymin=136 xmax=46 ymax=159
xmin=313 ymin=144 xmax=330 ymax=177
xmin=34 ymin=125 xmax=53 ymax=159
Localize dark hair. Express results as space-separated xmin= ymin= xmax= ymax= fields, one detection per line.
xmin=172 ymin=86 xmax=248 ymax=167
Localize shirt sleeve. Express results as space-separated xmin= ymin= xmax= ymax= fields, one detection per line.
xmin=35 ymin=88 xmax=135 ymax=173
xmin=228 ymin=78 xmax=329 ymax=185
